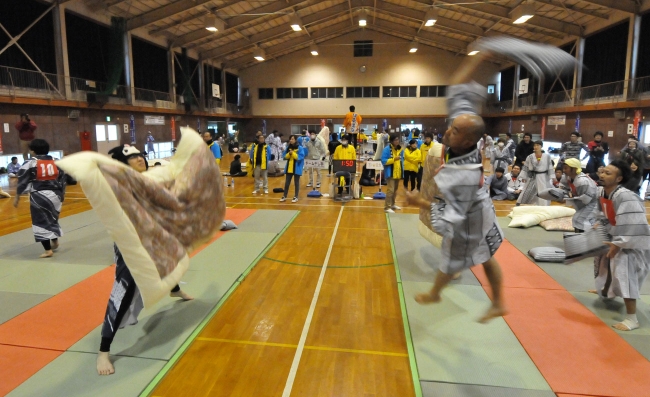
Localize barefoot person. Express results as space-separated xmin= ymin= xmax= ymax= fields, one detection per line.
xmin=405 ymin=52 xmax=506 ymax=323
xmin=97 ymin=145 xmax=193 ymax=375
xmin=13 ymin=139 xmax=66 ymax=258
xmin=592 ymin=160 xmax=650 ymax=331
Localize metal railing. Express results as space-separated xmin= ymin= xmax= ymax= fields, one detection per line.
xmin=0 ymin=65 xmax=65 ymax=99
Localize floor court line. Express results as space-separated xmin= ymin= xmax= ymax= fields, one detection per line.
xmin=262 ymin=256 xmax=393 ymax=269
xmin=281 ymin=205 xmax=345 ymax=397
xmin=195 ymin=337 xmax=409 ymax=357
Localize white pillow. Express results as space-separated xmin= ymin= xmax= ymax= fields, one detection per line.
xmin=528 ymin=247 xmax=565 ymax=262
xmin=508 ymin=205 xmax=575 ymax=228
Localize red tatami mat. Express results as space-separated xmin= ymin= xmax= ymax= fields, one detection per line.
xmin=0 ymin=208 xmax=257 ymax=395
xmin=472 ymin=240 xmax=650 ymax=397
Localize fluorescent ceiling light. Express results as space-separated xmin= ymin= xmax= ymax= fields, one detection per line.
xmin=467 ymin=50 xmax=479 ymax=56
xmin=424 ymin=9 xmax=438 ymax=27
xmin=290 ymin=14 xmax=302 ymax=31
xmin=253 ymin=48 xmax=266 ymax=61
xmin=359 ymin=10 xmax=368 ymax=27
xmin=409 ymin=41 xmax=418 ymax=53
xmin=310 ymin=44 xmax=319 ymax=56
xmin=204 ymin=16 xmax=224 ymax=32
xmin=511 ymin=3 xmax=535 ymax=24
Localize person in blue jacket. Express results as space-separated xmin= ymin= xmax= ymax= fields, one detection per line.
xmin=381 ymin=133 xmax=404 ymax=213
xmin=281 ymin=135 xmax=306 ymax=203
xmin=203 ymin=132 xmax=222 ymax=165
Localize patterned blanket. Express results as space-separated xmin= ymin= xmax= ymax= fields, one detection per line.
xmin=56 ymin=128 xmax=225 ymax=307
xmin=418 ymin=142 xmax=444 ymax=248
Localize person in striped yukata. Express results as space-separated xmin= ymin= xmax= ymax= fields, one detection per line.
xmin=13 ymin=139 xmax=66 ymax=258
xmin=561 ymin=158 xmax=599 ymax=233
xmin=592 ymin=160 xmax=650 ymax=331
xmin=560 ymin=131 xmax=589 ymax=161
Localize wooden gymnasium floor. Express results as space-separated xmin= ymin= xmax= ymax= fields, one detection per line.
xmin=1 ymin=152 xmax=650 ymax=397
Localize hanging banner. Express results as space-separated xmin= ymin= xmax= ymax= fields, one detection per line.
xmin=197 ymin=118 xmax=201 ymax=132
xmin=0 ymin=130 xmax=3 ymax=154
xmin=129 ymin=115 xmax=136 ymax=144
xmin=262 ymin=119 xmax=267 ymax=135
xmin=633 ymin=110 xmax=642 ymax=139
xmin=171 ymin=117 xmax=176 ymax=142
xmin=382 ymin=119 xmax=387 ymax=130
xmin=541 ymin=116 xmax=546 ymax=140
xmin=575 ymin=114 xmax=580 ymax=132
xmin=508 ymin=119 xmax=512 ymax=134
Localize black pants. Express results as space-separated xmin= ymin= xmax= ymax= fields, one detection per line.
xmin=283 ymin=173 xmax=300 ymax=198
xmin=350 ymin=134 xmax=358 ymax=149
xmin=416 ymin=167 xmax=423 ymax=190
xmin=373 ymin=143 xmax=377 ymax=153
xmin=403 ymin=170 xmax=418 ymax=191
xmin=100 ymin=245 xmax=180 ymax=352
xmin=41 ymin=238 xmax=58 ymax=250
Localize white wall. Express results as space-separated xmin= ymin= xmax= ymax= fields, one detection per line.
xmin=239 ymin=30 xmax=500 ymax=117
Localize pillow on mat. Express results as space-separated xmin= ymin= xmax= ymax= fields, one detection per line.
xmin=221 ymin=220 xmax=238 ymax=230
xmin=539 ymin=216 xmax=574 ymax=231
xmin=508 ymin=206 xmax=575 ymax=228
xmin=528 ymin=247 xmax=565 ymax=262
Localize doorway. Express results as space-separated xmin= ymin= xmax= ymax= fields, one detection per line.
xmin=95 ymin=124 xmax=120 ymax=155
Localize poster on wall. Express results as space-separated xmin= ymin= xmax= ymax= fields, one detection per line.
xmin=518 ymin=78 xmax=529 ymax=95
xmin=129 ymin=115 xmax=136 ymax=144
xmin=144 ymin=115 xmax=165 ymax=125
xmin=547 ymin=115 xmax=566 ymax=126
xmin=3 ymin=123 xmax=8 ymax=133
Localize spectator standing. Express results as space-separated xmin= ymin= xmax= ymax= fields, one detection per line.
xmin=15 ymin=113 xmax=37 ymax=161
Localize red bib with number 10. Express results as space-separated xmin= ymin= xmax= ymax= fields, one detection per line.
xmin=36 ymin=159 xmax=59 ymax=181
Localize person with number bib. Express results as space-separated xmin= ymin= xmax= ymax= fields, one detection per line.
xmin=332 ymin=134 xmax=356 ymax=195
xmin=592 ymin=160 xmax=650 ymax=331
xmin=13 ymin=139 xmax=66 ymax=258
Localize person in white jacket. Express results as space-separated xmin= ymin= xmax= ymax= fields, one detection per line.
xmin=305 ymin=131 xmax=327 ymax=188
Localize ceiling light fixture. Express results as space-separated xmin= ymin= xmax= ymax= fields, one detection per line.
xmin=511 ymin=3 xmax=535 ymax=24
xmin=424 ymin=8 xmax=438 ymax=27
xmin=359 ymin=10 xmax=368 ymax=27
xmin=467 ymin=40 xmax=479 ymax=56
xmin=409 ymin=41 xmax=418 ymax=53
xmin=204 ymin=16 xmax=225 ymax=32
xmin=290 ymin=14 xmax=303 ymax=32
xmin=253 ymin=48 xmax=266 ymax=61
xmin=467 ymin=50 xmax=480 ymax=56
xmin=310 ymin=44 xmax=319 ymax=56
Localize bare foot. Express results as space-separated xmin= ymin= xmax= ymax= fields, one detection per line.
xmin=170 ymin=289 xmax=194 ymax=301
xmin=588 ymin=289 xmax=598 ymax=294
xmin=415 ymin=292 xmax=441 ymax=304
xmin=478 ymin=304 xmax=508 ymax=324
xmin=96 ymin=352 xmax=114 ymax=375
xmin=452 ymin=272 xmax=462 ymax=280
xmin=39 ymin=250 xmax=53 ymax=258
xmin=51 ymin=241 xmax=59 ymax=251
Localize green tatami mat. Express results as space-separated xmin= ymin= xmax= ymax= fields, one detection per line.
xmin=68 ymin=231 xmax=277 ymax=360
xmin=496 ymin=217 xmax=650 ymax=295
xmin=572 ymin=292 xmax=650 ymax=360
xmin=421 ymin=382 xmax=556 ymax=397
xmin=0 ymin=210 xmax=100 ymax=256
xmin=7 ymin=352 xmax=165 ymax=397
xmin=0 ymin=261 xmax=107 ymax=295
xmin=0 ymin=223 xmax=113 ymax=266
xmin=232 ymin=209 xmax=299 ymax=234
xmin=0 ymin=291 xmax=52 ymax=325
xmin=389 ymin=213 xmax=480 ymax=286
xmin=403 ymin=281 xmax=551 ymax=391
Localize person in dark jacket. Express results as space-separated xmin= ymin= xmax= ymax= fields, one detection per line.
xmin=514 ymin=132 xmax=534 ymax=168
xmin=229 ymin=154 xmax=247 ymax=177
xmin=586 ymin=131 xmax=609 ymax=174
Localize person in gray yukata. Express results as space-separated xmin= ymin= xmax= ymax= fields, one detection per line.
xmin=591 ymin=160 xmax=650 ymax=331
xmin=561 ymin=158 xmax=599 ymax=233
xmin=406 ymin=53 xmax=507 ymax=324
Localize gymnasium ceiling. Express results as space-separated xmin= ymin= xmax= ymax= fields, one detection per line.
xmin=79 ymin=0 xmax=640 ymax=70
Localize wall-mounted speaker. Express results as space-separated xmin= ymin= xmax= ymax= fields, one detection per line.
xmin=531 ymin=116 xmax=538 ymax=121
xmin=614 ymin=110 xmax=626 ymax=119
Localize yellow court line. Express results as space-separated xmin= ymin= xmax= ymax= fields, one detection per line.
xmin=196 ymin=337 xmax=408 ymax=357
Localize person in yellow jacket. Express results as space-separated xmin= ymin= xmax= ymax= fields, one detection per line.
xmin=417 ymin=132 xmax=435 ymax=190
xmin=371 ymin=129 xmax=379 ymax=153
xmin=403 ymin=139 xmax=421 ymax=191
xmin=332 ymin=134 xmax=357 ymax=194
xmin=381 ymin=134 xmax=404 ymax=213
xmin=249 ymin=135 xmax=272 ymax=194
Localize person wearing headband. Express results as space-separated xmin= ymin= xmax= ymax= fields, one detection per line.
xmin=562 ymin=157 xmax=598 ymax=233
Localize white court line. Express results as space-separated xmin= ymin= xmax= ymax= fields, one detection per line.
xmin=282 ymin=205 xmax=345 ymax=397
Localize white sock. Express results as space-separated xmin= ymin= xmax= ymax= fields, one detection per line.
xmin=625 ymin=314 xmax=638 ymax=324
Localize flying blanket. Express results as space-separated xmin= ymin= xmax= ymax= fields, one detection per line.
xmin=56 ymin=127 xmax=225 ymax=307
xmin=418 ymin=141 xmax=444 ymax=248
